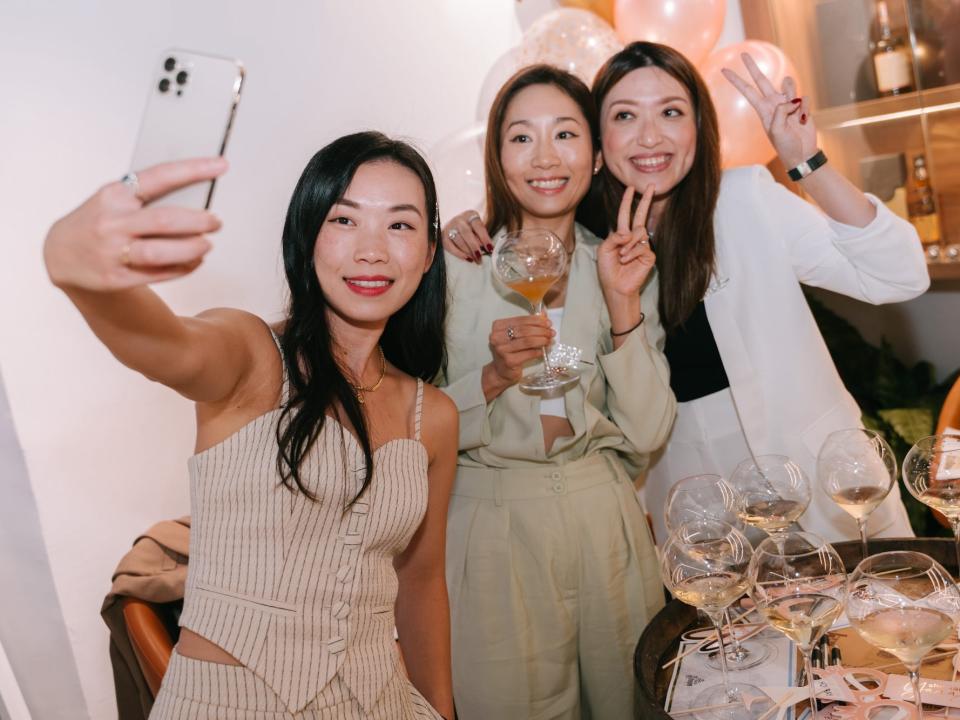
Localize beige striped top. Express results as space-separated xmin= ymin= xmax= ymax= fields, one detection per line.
xmin=179 ymin=345 xmax=429 ymax=714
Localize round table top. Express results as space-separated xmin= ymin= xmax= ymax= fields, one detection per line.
xmin=633 ymin=537 xmax=958 ymax=719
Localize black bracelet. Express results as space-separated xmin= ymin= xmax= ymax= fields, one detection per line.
xmin=787 ymin=149 xmax=828 ymax=181
xmin=611 ymin=313 xmax=645 ymax=337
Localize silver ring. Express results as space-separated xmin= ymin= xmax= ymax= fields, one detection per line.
xmin=120 ymin=172 xmax=144 ymax=203
xmin=506 ymin=326 xmax=516 ymax=341
xmin=467 ymin=213 xmax=482 ymax=224
xmin=447 ymin=228 xmax=460 ymax=241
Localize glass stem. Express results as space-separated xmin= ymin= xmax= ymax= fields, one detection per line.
xmin=801 ymin=647 xmax=818 ymax=719
xmin=534 ymin=301 xmax=553 ymax=374
xmin=709 ymin=612 xmax=733 ymax=696
xmin=857 ymin=518 xmax=868 ymax=561
xmin=906 ymin=663 xmax=924 ymax=717
xmin=950 ymin=519 xmax=960 ymax=580
xmin=724 ymin=607 xmax=745 ymax=660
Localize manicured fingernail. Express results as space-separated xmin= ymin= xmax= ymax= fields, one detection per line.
xmin=486 ymin=244 xmax=494 ymax=253
xmin=801 ymin=113 xmax=807 ymax=124
xmin=474 ymin=251 xmax=482 ymax=261
xmin=791 ymin=98 xmax=802 ymax=104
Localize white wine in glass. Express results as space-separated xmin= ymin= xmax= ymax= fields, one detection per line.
xmin=818 ymin=428 xmax=896 ymax=560
xmin=492 ymin=229 xmax=579 ymax=393
xmin=848 ymin=551 xmax=960 ymax=717
xmin=903 ymin=434 xmax=960 ymax=573
xmin=731 ymin=455 xmax=810 ymax=538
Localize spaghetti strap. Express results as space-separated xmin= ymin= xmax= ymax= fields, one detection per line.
xmin=268 ymin=327 xmax=290 ymax=405
xmin=414 ymin=378 xmax=424 ymax=442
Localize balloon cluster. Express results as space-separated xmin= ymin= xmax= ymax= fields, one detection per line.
xmin=431 ymin=0 xmax=804 ymax=220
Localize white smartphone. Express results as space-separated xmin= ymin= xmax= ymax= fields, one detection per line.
xmin=129 ymin=49 xmax=244 ymax=209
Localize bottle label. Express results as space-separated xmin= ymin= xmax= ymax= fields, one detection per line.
xmin=874 ymin=51 xmax=913 ymax=92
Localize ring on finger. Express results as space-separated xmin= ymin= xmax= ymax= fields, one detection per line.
xmin=467 ymin=213 xmax=482 ymax=224
xmin=448 ymin=228 xmax=460 ymax=241
xmin=120 ymin=172 xmax=145 ymax=204
xmin=120 ymin=243 xmax=133 ymax=267
xmin=506 ymin=326 xmax=516 ymax=341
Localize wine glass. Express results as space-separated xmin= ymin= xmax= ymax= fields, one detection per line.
xmin=818 ymin=428 xmax=896 ymax=560
xmin=730 ymin=455 xmax=810 ymax=540
xmin=749 ymin=532 xmax=847 ymax=720
xmin=665 ymin=475 xmax=771 ymax=670
xmin=903 ymin=434 xmax=960 ymax=573
xmin=492 ymin=229 xmax=579 ymax=393
xmin=847 ymin=551 xmax=960 ymax=717
xmin=661 ymin=519 xmax=769 ymax=719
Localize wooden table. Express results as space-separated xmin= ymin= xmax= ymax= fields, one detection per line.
xmin=633 ymin=538 xmax=960 ymax=719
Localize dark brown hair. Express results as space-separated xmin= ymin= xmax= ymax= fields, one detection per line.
xmin=592 ymin=41 xmax=722 ymax=331
xmin=483 ymin=64 xmax=600 ymax=237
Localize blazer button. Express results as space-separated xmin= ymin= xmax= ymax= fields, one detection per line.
xmin=333 ymin=601 xmax=351 ymax=619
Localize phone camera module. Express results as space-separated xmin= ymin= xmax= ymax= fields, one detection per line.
xmin=158 ymin=78 xmax=171 ymax=93
xmin=163 ymin=57 xmax=176 ymax=72
xmin=175 ymin=70 xmax=189 ymax=86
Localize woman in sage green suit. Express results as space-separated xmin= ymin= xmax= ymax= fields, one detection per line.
xmin=440 ymin=65 xmax=676 ymax=720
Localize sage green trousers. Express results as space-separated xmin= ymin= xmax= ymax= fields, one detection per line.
xmin=446 ymin=452 xmax=664 ymax=720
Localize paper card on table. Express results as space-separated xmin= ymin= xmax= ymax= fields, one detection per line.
xmin=884 ymin=674 xmax=960 ymax=708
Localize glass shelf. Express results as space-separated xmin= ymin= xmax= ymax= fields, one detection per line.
xmin=815 ymin=82 xmax=960 ymax=130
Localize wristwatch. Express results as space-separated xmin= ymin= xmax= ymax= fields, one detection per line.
xmin=787 ymin=150 xmax=828 ymax=182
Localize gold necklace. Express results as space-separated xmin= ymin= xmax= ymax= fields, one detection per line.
xmin=349 ymin=347 xmax=386 ymax=404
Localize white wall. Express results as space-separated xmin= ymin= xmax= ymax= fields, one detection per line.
xmin=0 ymin=2 xmax=750 ymax=718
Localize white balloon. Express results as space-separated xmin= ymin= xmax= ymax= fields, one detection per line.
xmin=518 ymin=7 xmax=622 ymax=85
xmin=429 ymin=123 xmax=486 ymax=224
xmin=515 ymin=0 xmax=562 ymax=31
xmin=476 ymin=46 xmax=522 ymax=123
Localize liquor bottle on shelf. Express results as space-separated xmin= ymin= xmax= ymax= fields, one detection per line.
xmin=872 ymin=0 xmax=914 ymax=96
xmin=909 ymin=155 xmax=942 ymax=252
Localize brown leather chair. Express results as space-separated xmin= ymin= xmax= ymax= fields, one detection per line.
xmin=122 ymin=598 xmax=181 ymax=697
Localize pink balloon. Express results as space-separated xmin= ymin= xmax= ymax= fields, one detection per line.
xmin=700 ymin=40 xmax=800 ymax=168
xmin=614 ymin=0 xmax=725 ymax=67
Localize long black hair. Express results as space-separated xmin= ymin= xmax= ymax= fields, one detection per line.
xmin=277 ymin=131 xmax=446 ymax=502
xmin=592 ymin=42 xmax=722 ymax=331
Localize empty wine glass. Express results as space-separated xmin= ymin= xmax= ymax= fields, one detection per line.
xmin=731 ymin=455 xmax=810 ymax=540
xmin=749 ymin=532 xmax=847 ymax=720
xmin=818 ymin=428 xmax=896 ymax=560
xmin=661 ymin=519 xmax=769 ymax=719
xmin=492 ymin=228 xmax=579 ymax=393
xmin=665 ymin=474 xmax=771 ymax=671
xmin=847 ymin=551 xmax=960 ymax=717
xmin=903 ymin=434 xmax=960 ymax=573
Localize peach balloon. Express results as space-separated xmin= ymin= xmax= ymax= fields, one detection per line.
xmin=613 ymin=0 xmax=725 ymax=67
xmin=518 ymin=8 xmax=623 ymax=85
xmin=700 ymin=40 xmax=800 ymax=168
xmin=560 ymin=0 xmax=615 ymax=25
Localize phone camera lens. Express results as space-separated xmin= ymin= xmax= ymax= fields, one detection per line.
xmin=164 ymin=57 xmax=176 ymax=72
xmin=176 ymin=70 xmax=189 ymax=86
xmin=158 ymin=78 xmax=171 ymax=93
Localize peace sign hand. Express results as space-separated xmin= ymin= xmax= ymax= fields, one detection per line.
xmin=721 ymin=52 xmax=817 ymax=170
xmin=597 ymin=184 xmax=656 ymax=300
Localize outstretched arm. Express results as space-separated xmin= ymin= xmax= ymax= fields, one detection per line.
xmin=44 ymin=158 xmax=258 ymax=402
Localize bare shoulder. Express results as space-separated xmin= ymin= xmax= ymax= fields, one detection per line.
xmin=419 ymin=383 xmax=458 ymax=461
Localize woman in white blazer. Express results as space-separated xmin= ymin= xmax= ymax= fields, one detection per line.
xmin=591 ymin=42 xmax=927 ymax=544
xmin=440 ymin=65 xmax=675 ymax=719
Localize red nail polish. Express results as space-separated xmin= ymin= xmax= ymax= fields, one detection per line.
xmin=486 ymin=244 xmax=494 ymax=253
xmin=474 ymin=251 xmax=482 ymax=261
xmin=801 ymin=113 xmax=807 ymax=124
xmin=791 ymin=98 xmax=802 ymax=104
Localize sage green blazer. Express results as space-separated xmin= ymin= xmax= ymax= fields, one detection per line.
xmin=441 ymin=223 xmax=677 ymax=479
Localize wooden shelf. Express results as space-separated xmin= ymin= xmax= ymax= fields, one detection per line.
xmin=815 ymin=83 xmax=960 ymax=131
xmin=928 ymin=261 xmax=960 ymax=282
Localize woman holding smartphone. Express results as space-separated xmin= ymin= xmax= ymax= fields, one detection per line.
xmin=441 ymin=65 xmax=675 ymax=719
xmin=45 ymin=133 xmax=456 ymax=719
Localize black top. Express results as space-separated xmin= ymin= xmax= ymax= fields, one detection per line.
xmin=663 ymin=300 xmax=730 ymax=403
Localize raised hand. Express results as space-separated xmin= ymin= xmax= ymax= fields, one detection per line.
xmin=596 ymin=184 xmax=657 ymax=301
xmin=721 ymin=53 xmax=817 ymax=170
xmin=440 ymin=210 xmax=493 ymax=264
xmin=44 ymin=157 xmax=226 ymax=291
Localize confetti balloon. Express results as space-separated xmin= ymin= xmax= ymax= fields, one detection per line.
xmin=518 ymin=8 xmax=623 ymax=85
